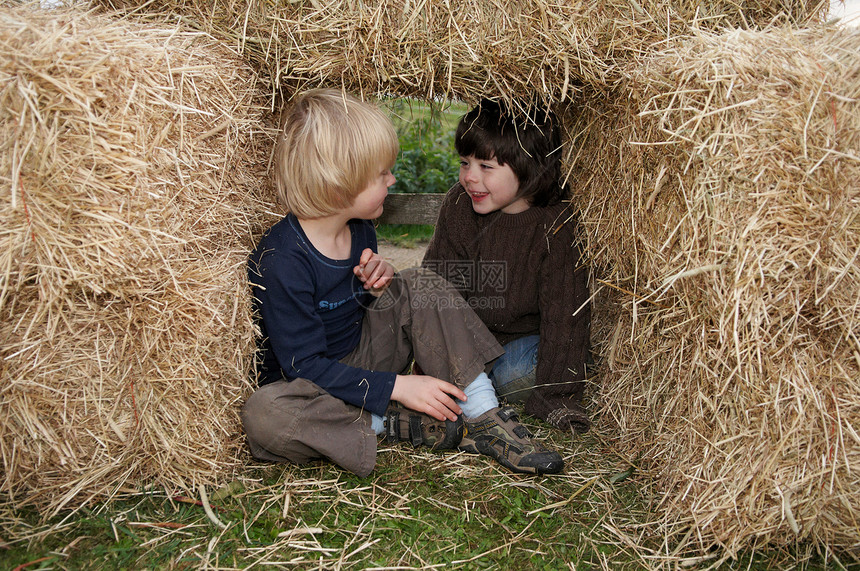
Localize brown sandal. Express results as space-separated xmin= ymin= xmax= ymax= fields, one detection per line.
xmin=384 ymin=403 xmax=464 ymax=450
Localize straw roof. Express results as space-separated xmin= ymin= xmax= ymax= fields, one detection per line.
xmin=96 ymin=0 xmax=829 ymax=107
xmin=567 ymin=25 xmax=859 ymax=553
xmin=0 ymin=4 xmax=278 ymax=515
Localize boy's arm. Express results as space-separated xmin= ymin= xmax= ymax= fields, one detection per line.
xmin=254 ymin=253 xmax=396 ymax=416
xmin=535 ymin=216 xmax=591 ymax=394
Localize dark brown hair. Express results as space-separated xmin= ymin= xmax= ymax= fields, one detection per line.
xmin=455 ymin=99 xmax=568 ymax=207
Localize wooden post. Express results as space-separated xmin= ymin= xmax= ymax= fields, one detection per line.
xmin=376 ymin=193 xmax=445 ymax=225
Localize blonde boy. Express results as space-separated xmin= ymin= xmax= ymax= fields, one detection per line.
xmin=242 ymin=89 xmax=563 ymax=476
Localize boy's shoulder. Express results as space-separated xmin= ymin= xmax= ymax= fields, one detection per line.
xmin=440 ymin=183 xmax=476 ymax=219
xmin=253 ymin=215 xmax=375 ymax=262
xmin=255 ymin=214 xmax=298 ymax=249
xmin=251 ymin=214 xmax=313 ymax=267
xmin=442 ymin=183 xmax=468 ymax=203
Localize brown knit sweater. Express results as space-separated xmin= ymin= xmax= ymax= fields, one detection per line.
xmin=423 ymin=183 xmax=591 ymax=411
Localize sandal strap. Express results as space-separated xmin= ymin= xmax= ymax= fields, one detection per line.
xmin=409 ymin=414 xmax=423 ymax=447
xmin=385 ymin=409 xmax=401 ymax=443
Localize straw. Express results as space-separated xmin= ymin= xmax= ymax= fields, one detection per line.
xmin=0 ymin=3 xmax=279 ymax=517
xmin=567 ymin=24 xmax=859 ymax=554
xmin=94 ymin=0 xmax=828 ymax=109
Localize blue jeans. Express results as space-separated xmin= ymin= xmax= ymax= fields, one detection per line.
xmin=489 ymin=335 xmax=539 ymax=404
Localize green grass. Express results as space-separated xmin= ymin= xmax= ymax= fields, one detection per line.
xmin=1 ymin=416 xmax=849 ymax=570
xmin=376 ymin=223 xmax=435 ymax=248
xmin=0 ymin=424 xmax=638 ymax=569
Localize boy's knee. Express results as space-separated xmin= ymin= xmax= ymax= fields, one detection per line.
xmin=241 ymin=380 xmax=319 ymax=464
xmin=243 ymin=381 xmax=297 ymax=425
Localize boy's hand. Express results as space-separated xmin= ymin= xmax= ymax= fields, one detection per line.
xmin=391 ymin=374 xmax=467 ymax=422
xmin=354 ymin=248 xmax=394 ymax=295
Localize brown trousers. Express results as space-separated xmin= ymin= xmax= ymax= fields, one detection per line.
xmin=241 ymin=268 xmax=503 ymax=476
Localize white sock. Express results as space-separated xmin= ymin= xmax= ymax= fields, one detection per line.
xmin=371 ymin=413 xmax=385 ymax=435
xmin=457 ymin=372 xmax=499 ymax=419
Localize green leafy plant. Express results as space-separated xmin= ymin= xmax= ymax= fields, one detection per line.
xmin=382 ymin=99 xmax=464 ymax=195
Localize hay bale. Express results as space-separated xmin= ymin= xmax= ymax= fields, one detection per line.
xmin=0 ymin=4 xmax=278 ymax=515
xmin=94 ymin=0 xmax=828 ymax=106
xmin=566 ymin=25 xmax=859 ymax=556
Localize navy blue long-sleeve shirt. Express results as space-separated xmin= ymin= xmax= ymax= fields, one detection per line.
xmin=248 ymin=214 xmax=397 ymax=416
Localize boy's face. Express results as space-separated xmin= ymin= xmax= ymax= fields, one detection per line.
xmin=459 ymin=155 xmax=529 ymax=215
xmin=347 ymin=164 xmax=396 ymax=220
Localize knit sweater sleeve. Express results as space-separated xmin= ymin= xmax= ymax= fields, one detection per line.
xmin=535 ymin=210 xmax=591 ymax=399
xmin=422 ymin=184 xmax=472 ymax=291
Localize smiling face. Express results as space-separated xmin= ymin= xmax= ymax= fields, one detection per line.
xmin=459 ymin=155 xmax=529 ymax=215
xmin=346 ymin=164 xmax=396 ymax=220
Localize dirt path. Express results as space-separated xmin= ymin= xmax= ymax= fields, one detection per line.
xmin=377 ymin=242 xmax=427 ymax=271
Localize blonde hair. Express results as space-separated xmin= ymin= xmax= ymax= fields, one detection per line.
xmin=274 ymin=89 xmax=399 ymax=218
